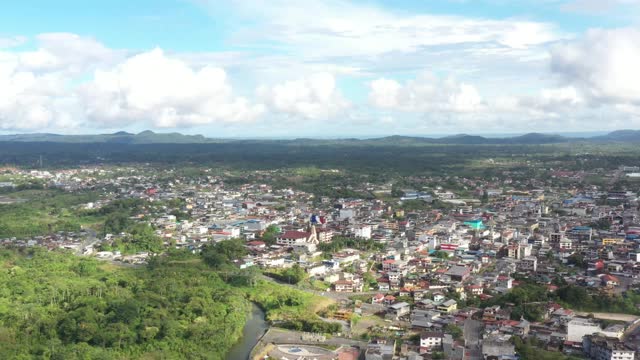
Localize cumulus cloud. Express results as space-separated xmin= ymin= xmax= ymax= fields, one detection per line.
xmin=19 ymin=33 xmax=121 ymax=74
xmin=81 ymin=48 xmax=265 ymax=127
xmin=0 ymin=52 xmax=80 ymax=130
xmin=368 ymin=74 xmax=483 ymax=113
xmin=257 ymin=72 xmax=349 ymax=120
xmin=551 ymin=28 xmax=640 ymax=105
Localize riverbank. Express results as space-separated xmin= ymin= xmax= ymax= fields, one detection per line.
xmin=226 ymin=303 xmax=269 ymax=360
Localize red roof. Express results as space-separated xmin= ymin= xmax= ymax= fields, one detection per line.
xmin=335 ymin=280 xmax=353 ymax=285
xmin=280 ymin=231 xmax=310 ymax=239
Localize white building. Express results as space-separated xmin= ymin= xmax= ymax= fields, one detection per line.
xmin=583 ymin=335 xmax=635 ymax=360
xmin=354 ymin=225 xmax=372 ymax=239
xmin=567 ymin=318 xmax=603 ymax=342
xmin=420 ymin=332 xmax=444 ymax=350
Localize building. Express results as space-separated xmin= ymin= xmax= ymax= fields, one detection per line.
xmin=387 ymin=302 xmax=411 ymax=319
xmin=334 ymin=280 xmax=363 ymax=292
xmin=444 ymin=265 xmax=471 ymax=282
xmin=276 ymin=227 xmax=319 ymax=252
xmin=277 ymin=230 xmax=314 ymax=246
xmin=496 ymin=276 xmax=513 ymax=289
xmin=518 ymin=256 xmax=538 ymax=272
xmin=317 ymin=229 xmax=334 ymax=243
xmin=583 ymin=335 xmax=635 ymax=360
xmin=550 ymin=232 xmax=564 ymax=243
xmin=567 ymin=318 xmax=602 ymax=342
xmin=437 ymin=299 xmax=457 ymax=313
xmin=420 ymin=332 xmax=444 ymax=351
xmin=354 ymin=225 xmax=372 ymax=239
xmin=559 ymin=239 xmax=573 ymax=250
xmin=482 ymin=335 xmax=515 ymax=359
xmin=365 ymin=338 xmax=396 ymax=360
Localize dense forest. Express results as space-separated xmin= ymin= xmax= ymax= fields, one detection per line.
xmin=3 ymin=140 xmax=640 ymax=174
xmin=0 ymin=247 xmax=334 ymax=360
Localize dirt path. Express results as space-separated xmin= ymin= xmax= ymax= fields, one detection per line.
xmin=574 ymin=312 xmax=639 ymax=322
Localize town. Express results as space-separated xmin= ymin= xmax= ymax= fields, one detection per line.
xmin=1 ymin=162 xmax=639 ymax=360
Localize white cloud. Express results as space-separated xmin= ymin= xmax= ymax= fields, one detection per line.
xmin=561 ymin=0 xmax=640 ymax=13
xmin=82 ymin=48 xmax=265 ymax=128
xmin=19 ymin=33 xmax=121 ymax=74
xmin=368 ymin=74 xmax=483 ymax=113
xmin=257 ymin=72 xmax=349 ymax=120
xmin=551 ymin=28 xmax=640 ymax=105
xmin=227 ymin=0 xmax=563 ymax=55
xmin=0 ymin=52 xmax=80 ymax=130
xmin=200 ymin=0 xmax=566 ymax=68
xmin=0 ymin=36 xmax=27 ymax=49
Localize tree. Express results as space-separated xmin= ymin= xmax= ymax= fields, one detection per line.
xmin=261 ymin=225 xmax=280 ymax=246
xmin=202 ymin=239 xmax=248 ymax=269
xmin=444 ymin=324 xmax=463 ymax=340
xmin=432 ymin=250 xmax=450 ymax=259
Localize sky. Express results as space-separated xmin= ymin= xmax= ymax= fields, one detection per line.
xmin=0 ymin=0 xmax=639 ymax=137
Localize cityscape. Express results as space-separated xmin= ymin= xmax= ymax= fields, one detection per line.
xmin=1 ymin=0 xmax=640 ymax=359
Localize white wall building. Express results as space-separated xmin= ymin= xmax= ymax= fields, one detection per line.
xmin=567 ymin=318 xmax=602 ymax=342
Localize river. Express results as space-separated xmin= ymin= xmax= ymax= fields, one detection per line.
xmin=225 ymin=303 xmax=268 ymax=360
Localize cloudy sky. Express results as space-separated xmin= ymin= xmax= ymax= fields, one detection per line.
xmin=1 ymin=0 xmax=639 ymax=137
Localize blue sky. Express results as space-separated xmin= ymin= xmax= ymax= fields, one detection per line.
xmin=0 ymin=0 xmax=639 ymax=137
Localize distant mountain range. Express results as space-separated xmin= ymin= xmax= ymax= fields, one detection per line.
xmin=0 ymin=130 xmax=212 ymax=144
xmin=0 ymin=129 xmax=638 ymax=145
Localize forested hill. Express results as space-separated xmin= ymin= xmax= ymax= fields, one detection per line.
xmin=0 ymin=246 xmax=335 ymax=360
xmin=0 ymin=130 xmax=213 ymax=144
xmin=0 ymin=248 xmax=251 ymax=359
xmin=1 ymin=130 xmax=639 ymax=145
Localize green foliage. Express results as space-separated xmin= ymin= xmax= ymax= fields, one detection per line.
xmin=400 ymin=199 xmax=431 ymax=211
xmin=265 ymin=264 xmax=307 ymax=284
xmin=432 ymin=250 xmax=450 ymax=259
xmin=482 ymin=283 xmax=550 ymax=321
xmin=278 ymin=318 xmax=341 ymax=333
xmin=514 ymin=337 xmax=582 ymax=360
xmin=591 ymin=218 xmax=611 ymax=230
xmin=201 ymin=239 xmax=248 ymax=269
xmin=318 ymin=236 xmax=384 ymax=254
xmin=103 ymin=223 xmax=163 ymax=255
xmin=0 ymin=190 xmax=99 ymax=238
xmin=245 ymin=281 xmax=339 ymax=334
xmin=0 ymin=248 xmax=251 ymax=359
xmin=485 ymin=283 xmax=640 ymax=320
xmin=566 ymin=254 xmax=586 ymax=268
xmin=444 ymin=324 xmax=463 ymax=340
xmin=556 ymin=285 xmax=640 ymax=315
xmin=261 ymin=225 xmax=280 ymax=246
